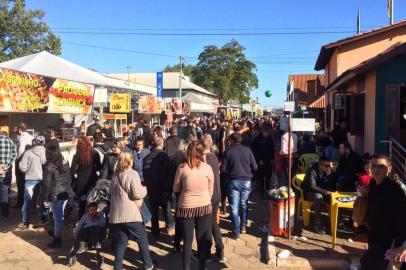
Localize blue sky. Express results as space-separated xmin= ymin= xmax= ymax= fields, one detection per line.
xmin=26 ymin=0 xmax=406 ymax=109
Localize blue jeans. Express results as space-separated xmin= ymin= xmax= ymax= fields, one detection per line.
xmin=113 ymin=222 xmax=153 ymax=270
xmin=51 ymin=200 xmax=67 ymax=238
xmin=0 ymin=179 xmax=9 ymax=203
xmin=22 ymin=180 xmax=40 ymax=223
xmin=228 ymin=180 xmax=251 ymax=235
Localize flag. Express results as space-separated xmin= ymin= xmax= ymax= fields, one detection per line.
xmin=388 ymin=0 xmax=392 ymax=17
xmin=357 ymin=9 xmax=361 ymax=34
xmin=388 ymin=0 xmax=393 ymax=24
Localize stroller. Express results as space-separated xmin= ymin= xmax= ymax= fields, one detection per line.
xmin=67 ymin=179 xmax=112 ymax=268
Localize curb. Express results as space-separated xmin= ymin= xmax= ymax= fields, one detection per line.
xmin=267 ymin=234 xmax=351 ymax=269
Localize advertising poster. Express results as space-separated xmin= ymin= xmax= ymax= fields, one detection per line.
xmin=0 ymin=67 xmax=94 ymax=114
xmin=110 ymin=93 xmax=131 ymax=113
xmin=138 ymin=95 xmax=162 ymax=113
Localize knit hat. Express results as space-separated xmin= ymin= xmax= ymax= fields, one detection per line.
xmin=34 ymin=135 xmax=46 ymax=145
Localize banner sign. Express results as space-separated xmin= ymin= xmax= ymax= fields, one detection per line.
xmin=138 ymin=95 xmax=163 ymax=113
xmin=0 ymin=67 xmax=94 ymax=114
xmin=163 ymin=98 xmax=191 ymax=115
xmin=110 ymin=93 xmax=131 ymax=113
xmin=156 ymin=72 xmax=164 ymax=98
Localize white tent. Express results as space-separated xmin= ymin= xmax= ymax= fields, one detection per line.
xmin=0 ymin=51 xmax=154 ymax=95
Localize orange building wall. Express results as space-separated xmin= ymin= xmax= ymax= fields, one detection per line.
xmin=328 ymin=51 xmax=338 ymax=84
xmin=364 ymin=70 xmax=376 ymax=154
xmin=336 ymin=27 xmax=406 ymax=76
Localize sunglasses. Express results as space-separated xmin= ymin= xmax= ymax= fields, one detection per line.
xmin=371 ymin=164 xmax=388 ymax=170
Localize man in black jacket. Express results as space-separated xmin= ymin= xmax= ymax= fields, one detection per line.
xmin=101 ymin=121 xmax=115 ymax=149
xmin=86 ymin=117 xmax=102 ymax=138
xmin=301 ymin=156 xmax=336 ymax=234
xmin=164 ymin=126 xmax=180 ymax=157
xmin=143 ymin=136 xmax=174 ymax=236
xmin=336 ymin=142 xmax=362 ymax=192
xmin=360 ymin=155 xmax=406 ymax=270
xmin=220 ymin=133 xmax=257 ymax=239
xmin=252 ymin=124 xmax=275 ymax=196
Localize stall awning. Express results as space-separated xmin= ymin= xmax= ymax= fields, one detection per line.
xmin=309 ymin=95 xmax=326 ymax=109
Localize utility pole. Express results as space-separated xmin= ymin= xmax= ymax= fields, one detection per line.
xmin=126 ymin=65 xmax=131 ymax=86
xmin=179 ymin=56 xmax=183 ymax=99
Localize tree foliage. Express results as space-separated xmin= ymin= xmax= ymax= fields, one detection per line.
xmin=192 ymin=40 xmax=258 ymax=104
xmin=163 ymin=63 xmax=195 ymax=79
xmin=0 ymin=0 xmax=61 ymax=62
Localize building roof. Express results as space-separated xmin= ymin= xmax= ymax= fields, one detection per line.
xmin=325 ymin=42 xmax=406 ymax=93
xmin=288 ymin=74 xmax=324 ymax=101
xmin=108 ymin=72 xmax=217 ymax=97
xmin=315 ymin=20 xmax=406 ymax=71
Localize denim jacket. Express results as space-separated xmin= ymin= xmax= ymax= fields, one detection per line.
xmin=133 ymin=148 xmax=150 ymax=182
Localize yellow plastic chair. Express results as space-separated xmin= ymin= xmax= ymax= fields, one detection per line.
xmin=330 ymin=191 xmax=357 ymax=249
xmin=292 ymin=173 xmax=331 ymax=227
xmin=292 ymin=174 xmax=314 ymax=226
xmin=298 ymin=153 xmax=320 ymax=174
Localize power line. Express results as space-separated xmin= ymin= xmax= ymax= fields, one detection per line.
xmin=55 ymin=30 xmax=355 ymax=36
xmin=63 ymin=41 xmax=321 ymax=62
xmin=63 ymin=41 xmax=180 ymax=58
xmin=51 ymin=25 xmax=380 ymax=31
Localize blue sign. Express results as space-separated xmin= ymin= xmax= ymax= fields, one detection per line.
xmin=157 ymin=72 xmax=164 ymax=98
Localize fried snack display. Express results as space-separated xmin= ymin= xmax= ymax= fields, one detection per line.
xmin=0 ymin=68 xmax=49 ymax=112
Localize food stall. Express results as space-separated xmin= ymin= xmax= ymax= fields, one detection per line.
xmin=105 ymin=93 xmax=131 ymax=137
xmin=0 ymin=66 xmax=94 ymax=162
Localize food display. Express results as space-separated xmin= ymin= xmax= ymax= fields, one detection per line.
xmin=0 ymin=68 xmax=49 ymax=112
xmin=138 ymin=95 xmax=162 ymax=113
xmin=0 ymin=67 xmax=94 ymax=114
xmin=48 ymin=79 xmax=94 ymax=114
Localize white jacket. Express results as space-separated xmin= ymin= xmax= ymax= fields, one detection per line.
xmin=17 ymin=131 xmax=34 ymax=158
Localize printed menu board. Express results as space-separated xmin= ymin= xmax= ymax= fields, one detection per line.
xmin=0 ymin=67 xmax=94 ymax=114
xmin=110 ymin=93 xmax=131 ymax=113
xmin=138 ymin=95 xmax=163 ymax=113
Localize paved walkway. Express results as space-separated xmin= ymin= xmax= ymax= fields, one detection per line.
xmin=0 ymin=193 xmax=280 ymax=270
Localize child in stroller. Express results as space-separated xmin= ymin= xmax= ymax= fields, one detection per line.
xmin=68 ymin=202 xmax=106 ymax=267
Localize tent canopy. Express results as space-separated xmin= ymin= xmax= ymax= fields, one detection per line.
xmin=0 ymin=51 xmax=154 ymax=94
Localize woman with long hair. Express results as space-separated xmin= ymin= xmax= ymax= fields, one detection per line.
xmin=109 ymin=152 xmax=153 ymax=270
xmin=171 ymin=139 xmax=189 ymax=252
xmin=71 ymin=136 xmax=102 ymax=218
xmin=201 ymin=134 xmax=225 ymax=261
xmin=42 ymin=145 xmax=75 ymax=248
xmin=173 ymin=141 xmax=214 ymax=270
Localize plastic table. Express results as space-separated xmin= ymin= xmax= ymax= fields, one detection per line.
xmin=330 ymin=191 xmax=358 ymax=249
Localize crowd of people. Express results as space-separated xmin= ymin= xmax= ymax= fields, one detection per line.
xmin=0 ymin=116 xmax=405 ymax=270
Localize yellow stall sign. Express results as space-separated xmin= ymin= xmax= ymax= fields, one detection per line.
xmin=110 ymin=94 xmax=131 ymax=113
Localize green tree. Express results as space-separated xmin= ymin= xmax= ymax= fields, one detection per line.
xmin=163 ymin=63 xmax=195 ymax=79
xmin=192 ymin=40 xmax=258 ymax=104
xmin=0 ymin=0 xmax=61 ymax=62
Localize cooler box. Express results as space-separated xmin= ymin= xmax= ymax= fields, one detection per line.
xmin=268 ymin=197 xmax=295 ymax=237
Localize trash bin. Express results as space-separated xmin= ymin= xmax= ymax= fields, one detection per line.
xmin=268 ymin=187 xmax=295 ymax=237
